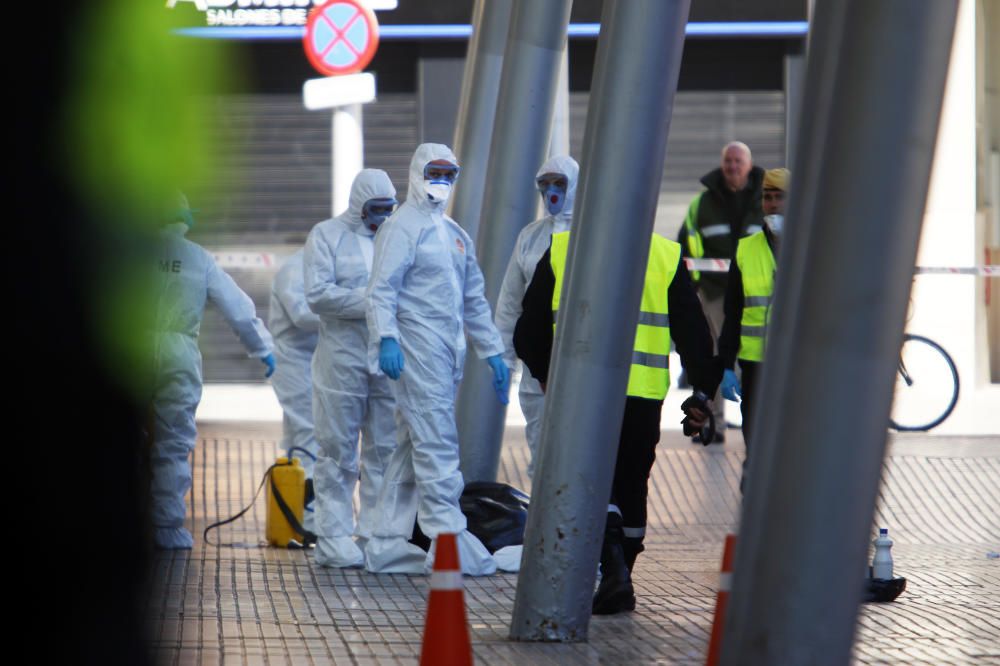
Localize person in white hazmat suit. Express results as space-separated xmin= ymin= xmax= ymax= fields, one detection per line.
xmin=494 ymin=154 xmax=578 ymax=476
xmin=151 ymin=194 xmax=275 ymax=549
xmin=269 ymin=249 xmax=321 ymax=475
xmin=364 ymin=143 xmax=511 ymax=576
xmin=304 ymin=169 xmax=401 ymax=568
xmin=268 ymin=249 xmax=321 ymax=530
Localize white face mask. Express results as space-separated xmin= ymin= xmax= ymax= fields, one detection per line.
xmin=764 ymin=214 xmax=784 ymax=235
xmin=424 ymin=180 xmax=452 ymax=204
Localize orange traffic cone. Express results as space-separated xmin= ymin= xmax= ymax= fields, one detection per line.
xmin=420 ymin=533 xmax=473 ymax=666
xmin=705 ymin=534 xmax=737 ymax=666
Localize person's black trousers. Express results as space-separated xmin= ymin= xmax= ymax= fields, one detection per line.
xmin=610 ymin=396 xmax=664 ymax=568
xmin=738 ymin=359 xmax=760 ymax=493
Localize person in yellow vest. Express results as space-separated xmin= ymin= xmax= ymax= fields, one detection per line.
xmin=717 ymin=167 xmax=789 ymax=493
xmin=513 ymin=231 xmax=720 ymax=615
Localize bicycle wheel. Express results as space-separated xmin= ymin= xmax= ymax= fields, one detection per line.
xmin=889 ymin=334 xmax=960 ymax=431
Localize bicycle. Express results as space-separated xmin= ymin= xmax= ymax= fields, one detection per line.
xmin=889 ymin=333 xmax=959 ymax=431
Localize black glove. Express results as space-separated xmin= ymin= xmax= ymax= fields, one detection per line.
xmin=680 ymin=391 xmax=716 ymax=445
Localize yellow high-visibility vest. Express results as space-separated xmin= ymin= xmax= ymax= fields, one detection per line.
xmin=549 ymin=231 xmax=679 ymax=400
xmin=735 ymin=231 xmax=775 ymax=362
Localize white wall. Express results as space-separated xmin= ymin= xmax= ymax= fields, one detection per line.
xmin=912 ymin=0 xmax=1000 ymax=435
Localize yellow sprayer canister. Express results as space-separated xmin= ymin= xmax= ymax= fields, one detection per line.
xmin=266 ymin=457 xmax=306 ymax=547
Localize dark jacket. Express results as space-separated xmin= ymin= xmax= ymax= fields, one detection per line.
xmin=513 ymin=246 xmax=721 ymax=398
xmin=678 ymin=166 xmax=766 ymax=301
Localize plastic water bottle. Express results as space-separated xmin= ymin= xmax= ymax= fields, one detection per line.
xmin=872 ymin=528 xmax=894 ymax=580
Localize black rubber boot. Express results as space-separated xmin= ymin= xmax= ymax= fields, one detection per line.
xmin=622 ymin=536 xmax=644 ymax=573
xmin=592 ymin=512 xmax=636 ymax=615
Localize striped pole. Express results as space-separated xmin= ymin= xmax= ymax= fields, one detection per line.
xmin=420 ymin=533 xmax=473 ymax=666
xmin=706 ymin=534 xmax=737 ymax=666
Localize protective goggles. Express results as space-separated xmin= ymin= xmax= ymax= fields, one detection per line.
xmin=536 ymin=173 xmax=569 ymax=193
xmin=423 ymin=163 xmax=460 ymax=184
xmin=363 ymin=198 xmax=398 ymax=218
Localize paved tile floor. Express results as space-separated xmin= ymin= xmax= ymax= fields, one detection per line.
xmin=146 ymin=423 xmax=999 ymax=665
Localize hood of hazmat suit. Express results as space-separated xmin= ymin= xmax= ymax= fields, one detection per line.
xmin=496 ymin=154 xmax=579 ymax=367
xmin=535 ymin=153 xmax=579 ymax=223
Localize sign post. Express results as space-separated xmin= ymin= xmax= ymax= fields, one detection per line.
xmin=302 ymin=0 xmax=380 ymax=215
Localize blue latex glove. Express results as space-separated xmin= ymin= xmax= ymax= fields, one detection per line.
xmin=487 ymin=355 xmax=510 ymax=405
xmin=261 ymin=353 xmax=276 ymax=378
xmin=379 ymin=337 xmax=404 ymax=380
xmin=721 ymin=369 xmax=742 ymax=402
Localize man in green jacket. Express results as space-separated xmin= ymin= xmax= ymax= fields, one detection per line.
xmin=678 ymin=141 xmax=765 ymax=442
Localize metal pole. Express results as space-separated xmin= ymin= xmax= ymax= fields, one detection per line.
xmin=448 ymin=0 xmax=513 ymax=242
xmin=509 ymin=0 xmax=690 ymax=641
xmin=723 ymin=2 xmax=846 ymax=566
xmin=549 ymin=49 xmax=571 ymax=158
xmin=721 ymin=2 xmax=957 ymax=664
xmin=455 ymin=0 xmax=572 ymax=483
xmin=786 ymin=0 xmax=815 ymax=173
xmin=783 ymin=51 xmax=805 ymax=169
xmin=331 ymin=103 xmax=362 ymax=216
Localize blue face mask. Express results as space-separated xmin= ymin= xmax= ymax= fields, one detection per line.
xmin=537 ymin=175 xmax=569 ymax=216
xmin=362 ymin=198 xmax=398 ymax=231
xmin=541 ymin=185 xmax=566 ymax=215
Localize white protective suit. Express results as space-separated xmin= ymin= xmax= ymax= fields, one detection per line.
xmin=304 ymin=169 xmax=399 ymax=568
xmin=364 ymin=143 xmax=505 ymax=576
xmin=494 ymin=155 xmax=579 ymax=476
xmin=268 ymin=249 xmax=320 ymax=478
xmin=151 ymin=223 xmax=273 ymax=549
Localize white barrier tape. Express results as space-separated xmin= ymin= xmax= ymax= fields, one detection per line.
xmin=429 ymin=570 xmax=464 ymax=591
xmin=207 ymin=252 xmax=1000 ymax=277
xmin=719 ymin=571 xmax=732 ymax=592
xmin=915 ymin=265 xmax=1000 ymax=276
xmin=211 ymin=252 xmax=277 ymax=269
xmin=686 ymin=258 xmax=1000 ymax=276
xmin=685 ymin=258 xmax=732 ymax=273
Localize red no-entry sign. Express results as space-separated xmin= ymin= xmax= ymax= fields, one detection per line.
xmin=304 ymin=0 xmax=380 ymax=77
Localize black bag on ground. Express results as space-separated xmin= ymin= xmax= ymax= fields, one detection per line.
xmin=410 ymin=481 xmax=530 ymax=553
xmin=864 ymin=572 xmax=907 ymax=603
xmin=460 ymin=481 xmax=530 ymax=554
